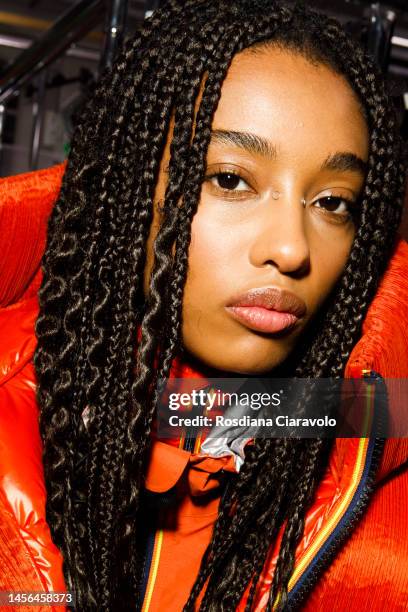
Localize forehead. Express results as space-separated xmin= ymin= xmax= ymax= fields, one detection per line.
xmin=211 ymin=46 xmax=369 ymax=159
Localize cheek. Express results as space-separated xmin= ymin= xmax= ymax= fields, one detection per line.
xmin=180 ymin=208 xmax=251 ymax=371
xmin=182 ymin=209 xmax=233 ymax=308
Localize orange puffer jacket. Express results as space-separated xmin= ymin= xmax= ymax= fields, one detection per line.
xmin=0 ymin=163 xmax=408 ymax=611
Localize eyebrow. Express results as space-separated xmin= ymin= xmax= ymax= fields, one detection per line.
xmin=210 ymin=129 xmax=368 ymax=177
xmin=321 ymin=152 xmax=367 ymax=176
xmin=211 ymin=129 xmax=278 ymax=159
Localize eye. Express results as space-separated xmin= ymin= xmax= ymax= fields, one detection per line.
xmin=207 ymin=172 xmax=250 ymax=192
xmin=313 ymin=195 xmax=357 ymax=219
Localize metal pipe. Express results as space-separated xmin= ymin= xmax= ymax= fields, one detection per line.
xmin=0 ymin=0 xmax=104 ymax=105
xmin=0 ymin=33 xmax=100 ymax=62
xmin=392 ymin=36 xmax=408 ymax=50
xmin=99 ymin=0 xmax=129 ymax=72
xmin=381 ymin=10 xmax=396 ymax=72
xmin=366 ymin=3 xmax=396 ymax=72
xmin=29 ymin=69 xmax=47 ymax=170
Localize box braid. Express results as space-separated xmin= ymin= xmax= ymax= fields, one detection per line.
xmin=34 ymin=0 xmax=406 ymax=610
xmin=34 ymin=2 xmax=208 ymax=602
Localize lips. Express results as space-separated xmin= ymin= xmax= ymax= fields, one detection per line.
xmin=225 ymin=286 xmax=307 ymax=334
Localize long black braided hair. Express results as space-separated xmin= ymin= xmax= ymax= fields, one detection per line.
xmin=34 ymin=0 xmax=406 ymax=610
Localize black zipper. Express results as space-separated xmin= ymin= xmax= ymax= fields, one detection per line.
xmin=182 ymin=384 xmax=213 ymax=452
xmin=285 ymin=371 xmax=387 ymax=610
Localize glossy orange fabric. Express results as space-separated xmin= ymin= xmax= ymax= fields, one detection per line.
xmin=304 ymin=471 xmax=408 ymax=610
xmin=0 ymin=300 xmax=67 ymax=611
xmin=0 ymin=164 xmax=407 ymax=611
xmin=0 ymin=162 xmax=66 ymax=308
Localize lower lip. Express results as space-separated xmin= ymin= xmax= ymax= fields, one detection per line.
xmin=226 ymin=306 xmax=299 ymax=333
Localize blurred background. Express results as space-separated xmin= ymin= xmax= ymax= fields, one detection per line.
xmin=0 ymin=0 xmax=407 ymax=235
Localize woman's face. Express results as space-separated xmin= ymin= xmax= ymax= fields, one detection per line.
xmin=144 ymin=46 xmax=369 ymax=374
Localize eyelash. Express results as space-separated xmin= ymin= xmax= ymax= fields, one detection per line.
xmin=205 ymin=170 xmax=251 ymax=194
xmin=204 ymin=171 xmax=358 ymax=221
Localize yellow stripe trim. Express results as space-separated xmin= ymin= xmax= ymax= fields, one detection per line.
xmin=284 ymin=380 xmax=375 ymax=596
xmin=141 ymin=529 xmax=164 ymax=612
xmin=287 ymin=437 xmax=369 ymax=590
xmin=194 ymin=432 xmax=202 ymax=454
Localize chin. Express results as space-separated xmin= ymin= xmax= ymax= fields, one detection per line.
xmin=226 ymin=363 xmax=282 ymax=376
xmin=195 ymin=353 xmax=286 ymax=377
xmin=219 ymin=348 xmax=290 ymax=376
xmin=182 ymin=333 xmax=291 ymax=377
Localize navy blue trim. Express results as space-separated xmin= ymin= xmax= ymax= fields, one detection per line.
xmin=182 ymin=384 xmax=213 ymax=452
xmin=138 ymin=517 xmax=158 ymax=608
xmin=288 ymin=436 xmax=377 ymax=604
xmin=287 ymin=372 xmax=387 ymax=608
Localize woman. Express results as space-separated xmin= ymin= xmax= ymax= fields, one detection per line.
xmin=0 ymin=0 xmax=407 ymax=610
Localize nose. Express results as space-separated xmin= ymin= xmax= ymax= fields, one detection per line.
xmin=248 ymin=194 xmax=311 ymax=276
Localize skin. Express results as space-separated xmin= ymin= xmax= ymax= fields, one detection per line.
xmin=143 ymin=46 xmax=369 ymax=375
